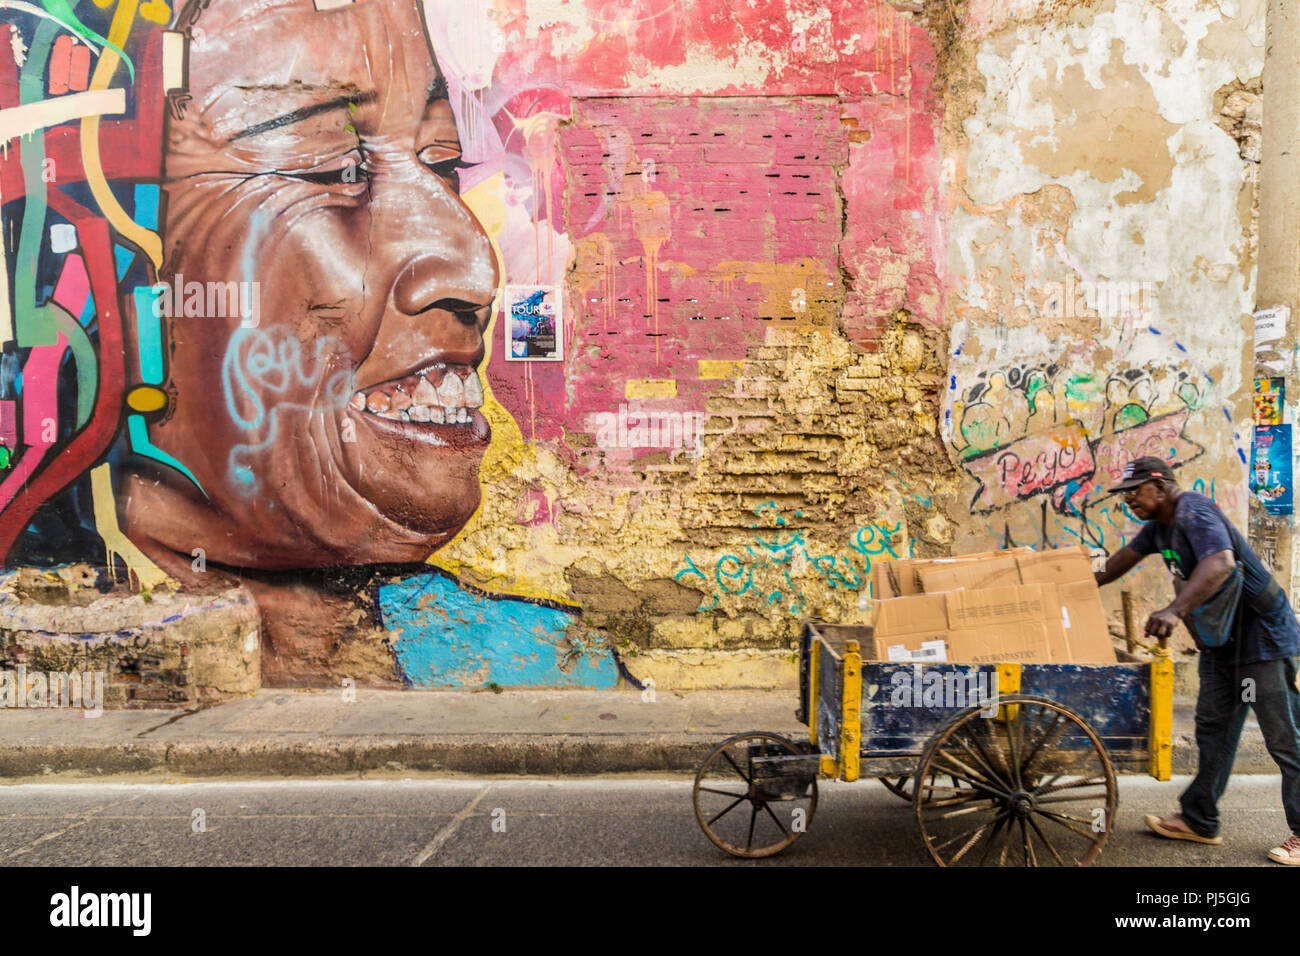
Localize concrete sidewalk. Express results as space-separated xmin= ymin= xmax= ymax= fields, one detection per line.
xmin=0 ymin=688 xmax=1279 ymax=778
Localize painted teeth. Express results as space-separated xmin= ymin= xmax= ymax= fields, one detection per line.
xmin=436 ymin=374 xmax=465 ymax=408
xmin=463 ymin=374 xmax=483 ymax=408
xmin=413 ymin=376 xmax=438 ymax=406
xmin=351 ymin=370 xmax=483 ymax=426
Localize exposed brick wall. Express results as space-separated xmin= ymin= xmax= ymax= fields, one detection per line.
xmin=543 ymin=84 xmax=955 ymax=659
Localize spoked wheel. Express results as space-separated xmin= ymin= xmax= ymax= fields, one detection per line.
xmin=881 ymin=775 xmax=912 ymax=800
xmin=881 ymin=773 xmax=971 ymax=803
xmin=914 ymin=695 xmax=1117 ymax=867
xmin=693 ymin=731 xmax=818 ymax=859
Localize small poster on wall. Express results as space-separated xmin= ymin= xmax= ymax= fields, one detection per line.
xmin=505 ymin=285 xmax=564 ymax=362
xmin=1255 ymin=306 xmax=1289 ymax=348
xmin=1254 ymin=377 xmax=1285 ymax=425
xmin=1251 ymin=424 xmax=1293 ymax=515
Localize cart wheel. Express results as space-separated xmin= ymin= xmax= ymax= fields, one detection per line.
xmin=881 ymin=775 xmax=913 ymax=800
xmin=882 ymin=773 xmax=972 ymax=803
xmin=913 ymin=695 xmax=1117 ymax=867
xmin=693 ymin=731 xmax=818 ymax=859
xmin=883 ymin=704 xmax=976 ymax=802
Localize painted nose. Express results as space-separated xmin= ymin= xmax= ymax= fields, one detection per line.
xmin=393 ymin=257 xmax=493 ymax=327
xmin=389 ymin=185 xmax=497 ymax=324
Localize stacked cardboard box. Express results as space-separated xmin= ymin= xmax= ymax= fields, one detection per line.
xmin=869 ymin=544 xmax=1117 ymax=665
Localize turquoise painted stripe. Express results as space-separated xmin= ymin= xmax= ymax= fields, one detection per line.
xmin=114 ymin=244 xmax=134 ymax=280
xmin=127 ymin=415 xmax=206 ymax=495
xmin=133 ymin=184 xmax=160 ymax=231
xmin=132 ymin=286 xmax=164 ymax=384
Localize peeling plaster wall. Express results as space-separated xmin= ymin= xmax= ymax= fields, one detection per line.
xmin=938 ymin=0 xmax=1264 ymax=651
xmin=445 ymin=0 xmax=1267 ymax=683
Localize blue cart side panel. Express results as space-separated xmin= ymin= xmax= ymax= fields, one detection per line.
xmin=856 ymin=661 xmax=1152 ymax=762
xmin=861 ymin=662 xmax=997 ymax=752
xmin=1019 ymin=664 xmax=1150 ymax=740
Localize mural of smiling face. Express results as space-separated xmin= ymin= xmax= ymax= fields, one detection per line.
xmin=124 ymin=0 xmax=499 ymax=572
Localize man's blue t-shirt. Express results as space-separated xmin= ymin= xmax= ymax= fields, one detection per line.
xmin=1129 ymin=491 xmax=1300 ymax=663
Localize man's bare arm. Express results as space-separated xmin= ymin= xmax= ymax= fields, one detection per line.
xmin=1094 ymin=545 xmax=1143 ymax=587
xmin=1145 ymin=549 xmax=1235 ymax=640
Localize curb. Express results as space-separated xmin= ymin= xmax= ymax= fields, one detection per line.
xmin=0 ymin=726 xmax=1280 ymax=778
xmin=0 ymin=734 xmax=744 ymax=778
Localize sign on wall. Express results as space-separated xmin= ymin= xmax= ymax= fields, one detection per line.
xmin=505 ymin=285 xmax=564 ymax=362
xmin=1254 ymin=377 xmax=1284 ymax=425
xmin=1251 ymin=424 xmax=1293 ymax=516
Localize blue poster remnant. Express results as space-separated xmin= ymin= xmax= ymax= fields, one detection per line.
xmin=1251 ymin=424 xmax=1293 ymax=516
xmin=377 ymin=571 xmax=619 ymax=688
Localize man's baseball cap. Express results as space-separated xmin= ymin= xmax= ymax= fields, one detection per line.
xmin=1109 ymin=456 xmax=1174 ymax=492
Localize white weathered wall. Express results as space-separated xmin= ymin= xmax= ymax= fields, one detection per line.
xmin=940 ymin=0 xmax=1264 ymax=643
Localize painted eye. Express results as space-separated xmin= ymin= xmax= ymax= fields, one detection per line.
xmin=417 ymin=145 xmax=471 ymax=189
xmin=280 ymin=152 xmax=368 ymax=187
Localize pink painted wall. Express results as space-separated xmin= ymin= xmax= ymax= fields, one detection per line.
xmin=432 ymin=0 xmax=944 ymax=465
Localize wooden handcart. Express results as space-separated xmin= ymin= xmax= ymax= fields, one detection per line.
xmin=692 ymin=622 xmax=1175 ymax=865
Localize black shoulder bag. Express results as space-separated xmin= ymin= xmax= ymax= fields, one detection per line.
xmin=1183 ymin=561 xmax=1244 ymax=649
xmin=1173 ymin=499 xmax=1282 ymax=649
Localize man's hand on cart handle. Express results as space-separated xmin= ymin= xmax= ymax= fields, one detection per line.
xmin=1142 ymin=550 xmax=1235 ymax=645
xmin=1145 ymin=606 xmax=1181 ymax=641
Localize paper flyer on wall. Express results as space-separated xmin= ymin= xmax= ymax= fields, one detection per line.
xmin=505 ymin=285 xmax=564 ymax=361
xmin=1254 ymin=377 xmax=1284 ymax=425
xmin=1255 ymin=306 xmax=1289 ymax=348
xmin=1251 ymin=425 xmax=1293 ymax=515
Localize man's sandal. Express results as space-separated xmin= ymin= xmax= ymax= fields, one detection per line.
xmin=1144 ymin=813 xmax=1223 ymax=845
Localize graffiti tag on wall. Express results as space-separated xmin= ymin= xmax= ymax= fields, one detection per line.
xmin=952 ymin=363 xmax=1206 ymax=516
xmin=674 ymin=501 xmax=919 ymax=614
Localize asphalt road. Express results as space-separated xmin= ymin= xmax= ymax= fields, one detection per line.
xmin=0 ymin=775 xmax=1292 ymax=867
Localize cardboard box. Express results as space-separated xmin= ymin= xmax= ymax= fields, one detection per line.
xmin=868 ymin=544 xmax=1116 ymax=664
xmin=916 ymin=555 xmax=1022 ymax=593
xmin=1015 ymin=546 xmax=1116 ymax=663
xmin=872 ymin=557 xmax=934 ymax=598
xmin=873 ymin=591 xmax=949 ymax=636
xmin=1015 ymin=545 xmax=1094 ymax=586
xmin=871 ymin=560 xmax=910 ymax=600
xmin=872 ymin=548 xmax=1032 ymax=599
xmin=1058 ymin=579 xmax=1116 ymax=663
xmin=1034 ymin=583 xmax=1069 ymax=663
xmin=872 ymin=584 xmax=1054 ymax=664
